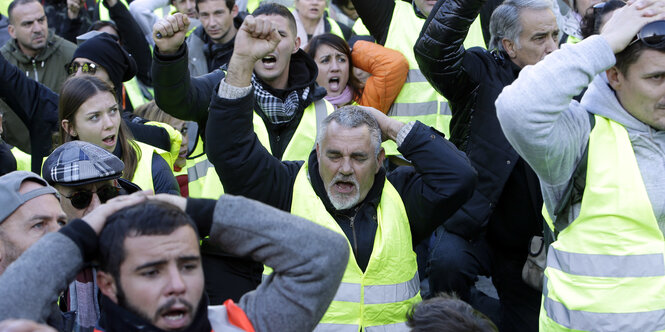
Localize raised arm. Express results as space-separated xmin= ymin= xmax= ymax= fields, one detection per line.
xmin=210 ymin=195 xmax=349 ymax=332
xmin=415 ymin=0 xmax=487 ymax=103
xmin=349 ymin=0 xmax=394 ymax=44
xmin=352 ymin=40 xmax=408 ymax=113
xmin=129 ymin=0 xmax=170 ymax=46
xmin=107 ymin=0 xmax=154 ymax=86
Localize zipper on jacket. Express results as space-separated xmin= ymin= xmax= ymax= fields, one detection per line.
xmin=31 ymin=58 xmax=39 ymax=82
xmin=349 ymin=216 xmax=358 ymax=259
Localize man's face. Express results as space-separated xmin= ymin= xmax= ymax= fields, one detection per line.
xmin=8 ymin=1 xmax=48 ymax=57
xmin=55 ymin=180 xmax=119 ymax=219
xmin=505 ymin=8 xmax=558 ymax=68
xmin=174 ymin=0 xmax=197 ymax=18
xmin=0 ymin=181 xmax=66 ymax=272
xmin=610 ymin=49 xmax=665 ymax=131
xmin=414 ymin=0 xmax=437 ymax=17
xmin=295 ymin=0 xmax=326 ymax=21
xmin=198 ymin=0 xmax=238 ymax=44
xmin=101 ymin=226 xmax=204 ymax=331
xmin=253 ymin=14 xmax=300 ymax=90
xmin=339 ymin=1 xmax=358 ymax=21
xmin=316 ymin=122 xmax=384 ymax=210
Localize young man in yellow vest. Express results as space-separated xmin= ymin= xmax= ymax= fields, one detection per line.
xmin=496 ymin=1 xmax=665 ymax=330
xmin=204 ymin=14 xmax=477 ymax=329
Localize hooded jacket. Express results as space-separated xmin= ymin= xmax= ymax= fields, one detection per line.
xmin=0 ymin=29 xmax=76 ymax=92
xmin=496 ymin=35 xmax=665 ymax=233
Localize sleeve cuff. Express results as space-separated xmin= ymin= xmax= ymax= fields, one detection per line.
xmin=396 ymin=121 xmax=416 ymax=147
xmin=217 ymin=78 xmax=252 ymax=99
xmin=185 ymin=198 xmax=216 ymax=237
xmin=58 ymin=219 xmax=99 ymax=262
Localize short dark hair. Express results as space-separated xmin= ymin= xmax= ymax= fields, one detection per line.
xmin=98 ymin=201 xmax=199 ymax=280
xmin=252 ymin=3 xmax=297 ymax=37
xmin=579 ymin=0 xmax=625 ymax=39
xmin=195 ymin=0 xmax=235 ymax=13
xmin=615 ymin=40 xmax=665 ymax=76
xmin=406 ymin=293 xmax=498 ymax=332
xmin=7 ymin=0 xmax=40 ymax=24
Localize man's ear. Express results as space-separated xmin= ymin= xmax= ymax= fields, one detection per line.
xmin=231 ymin=3 xmax=239 ymax=17
xmin=315 ymin=142 xmax=321 ymax=160
xmin=293 ymin=36 xmax=301 ymax=53
xmin=606 ymin=66 xmax=622 ymax=91
xmin=7 ymin=25 xmax=15 ymax=40
xmin=376 ymin=148 xmax=385 ymax=173
xmin=502 ymin=38 xmax=516 ymax=58
xmin=97 ymin=270 xmax=119 ymax=303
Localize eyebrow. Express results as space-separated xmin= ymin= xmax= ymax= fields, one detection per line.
xmin=134 ymin=255 xmax=201 ymax=271
xmin=83 ymin=104 xmax=118 ymax=115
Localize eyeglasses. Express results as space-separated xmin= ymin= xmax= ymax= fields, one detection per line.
xmin=63 ymin=184 xmax=121 ymax=209
xmin=67 ymin=61 xmax=98 ymax=75
xmin=629 ymin=20 xmax=665 ymax=49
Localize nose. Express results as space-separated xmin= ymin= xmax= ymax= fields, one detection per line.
xmin=331 ymin=60 xmax=341 ymax=71
xmin=340 ymin=157 xmax=353 ymax=175
xmin=166 ymin=266 xmax=187 ymax=296
xmin=545 ymin=36 xmax=558 ymax=54
xmin=102 ymin=113 xmax=115 ymax=129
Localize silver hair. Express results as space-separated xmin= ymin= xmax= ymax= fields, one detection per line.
xmin=316 ymin=105 xmax=382 ymax=157
xmin=489 ymin=0 xmax=554 ymax=52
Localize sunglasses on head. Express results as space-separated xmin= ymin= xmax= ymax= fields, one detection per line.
xmin=67 ymin=61 xmax=98 ymax=75
xmin=629 ymin=20 xmax=665 ymax=49
xmin=64 ymin=184 xmax=121 ymax=210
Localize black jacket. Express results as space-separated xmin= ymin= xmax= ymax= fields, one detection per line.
xmin=205 ymin=87 xmax=476 ymax=271
xmin=351 ymin=0 xmax=497 ymax=47
xmin=414 ymin=0 xmax=542 ymax=248
xmin=152 ymin=43 xmax=326 ymax=160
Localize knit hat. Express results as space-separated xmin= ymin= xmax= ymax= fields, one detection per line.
xmin=42 ymin=141 xmax=125 ymax=187
xmin=71 ymin=32 xmax=137 ymax=90
xmin=0 ymin=171 xmax=59 ymax=224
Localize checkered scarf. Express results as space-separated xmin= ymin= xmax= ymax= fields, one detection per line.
xmin=252 ymin=74 xmax=310 ymax=125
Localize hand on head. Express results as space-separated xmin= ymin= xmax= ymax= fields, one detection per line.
xmin=82 ymin=190 xmax=152 ymax=235
xmin=601 ymin=0 xmax=665 ymax=53
xmin=152 ymin=13 xmax=191 ymax=54
xmin=356 ymin=106 xmax=405 ymax=142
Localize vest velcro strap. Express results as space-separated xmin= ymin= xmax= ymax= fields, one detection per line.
xmin=405 ymin=69 xmax=427 ymax=83
xmin=544 ymin=287 xmax=665 ymax=331
xmin=363 ymin=272 xmax=419 ymax=305
xmin=333 ymin=282 xmax=362 ymax=303
xmin=548 ymin=247 xmax=665 ymax=278
xmin=313 ymin=323 xmax=359 ymax=332
xmin=390 ymin=101 xmax=438 ymax=117
xmin=365 ymin=321 xmax=409 ymax=331
xmin=188 ymin=159 xmax=213 ymax=182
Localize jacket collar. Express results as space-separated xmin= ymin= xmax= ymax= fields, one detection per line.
xmin=306 ymin=149 xmax=386 ymax=218
xmin=98 ymin=294 xmax=212 ymax=332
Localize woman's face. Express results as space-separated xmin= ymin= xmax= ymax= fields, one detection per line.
xmin=64 ymin=91 xmax=121 ymax=153
xmin=314 ymin=43 xmax=350 ymax=97
xmin=295 ymin=0 xmax=326 ymax=21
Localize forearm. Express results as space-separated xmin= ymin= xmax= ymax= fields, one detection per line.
xmin=210 ymin=195 xmax=349 ymax=332
xmin=129 ymin=0 xmax=168 ymax=45
xmin=354 ymin=41 xmax=408 ymax=113
xmin=393 ymin=122 xmax=477 ymax=243
xmin=496 ymin=35 xmax=614 ymax=186
xmin=415 ymin=0 xmax=484 ymax=101
xmin=109 ymin=1 xmax=153 ymax=86
xmin=349 ymin=0 xmax=393 ymax=44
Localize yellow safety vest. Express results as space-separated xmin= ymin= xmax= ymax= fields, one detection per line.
xmin=327 ymin=16 xmax=344 ymax=39
xmin=290 ymin=162 xmax=421 ymax=331
xmin=144 ymin=120 xmax=182 ymax=167
xmin=540 ymin=115 xmax=665 ymax=331
xmin=98 ymin=0 xmax=130 ymax=21
xmin=245 ymin=0 xmax=261 ymax=13
xmin=124 ymin=78 xmax=154 ymax=110
xmin=186 ymin=99 xmax=333 ymax=199
xmin=10 ymin=147 xmax=31 ymax=171
xmin=130 ymin=140 xmax=172 ymax=192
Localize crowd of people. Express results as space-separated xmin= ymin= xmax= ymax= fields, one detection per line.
xmin=0 ymin=0 xmax=662 ymax=331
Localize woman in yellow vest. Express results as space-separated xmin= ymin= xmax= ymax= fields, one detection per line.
xmin=57 ymin=75 xmax=180 ymax=194
xmin=305 ymin=33 xmax=409 ymax=113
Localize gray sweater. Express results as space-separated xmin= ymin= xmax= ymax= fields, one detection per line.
xmin=495 ymin=35 xmax=665 ymax=233
xmin=0 ymin=195 xmax=349 ymax=332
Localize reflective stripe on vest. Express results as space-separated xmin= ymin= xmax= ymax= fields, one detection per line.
xmin=540 ymin=115 xmax=665 ymax=331
xmin=327 ymin=17 xmax=344 ymax=39
xmin=10 ymin=146 xmax=31 ymax=171
xmin=125 ymin=77 xmax=153 ymax=110
xmin=254 ymin=98 xmax=333 ymax=161
xmin=290 ymin=162 xmax=421 ymax=330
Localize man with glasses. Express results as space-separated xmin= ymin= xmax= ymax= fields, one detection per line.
xmin=41 ymin=140 xmax=140 ymax=332
xmin=496 ymin=1 xmax=665 ymax=330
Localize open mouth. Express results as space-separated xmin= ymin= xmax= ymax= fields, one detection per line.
xmin=101 ymin=134 xmax=116 ymax=147
xmin=262 ymin=55 xmax=277 ymax=64
xmin=160 ymin=308 xmax=189 ymax=329
xmin=334 ymin=181 xmax=355 ymax=193
xmin=329 ymin=77 xmax=341 ymax=91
